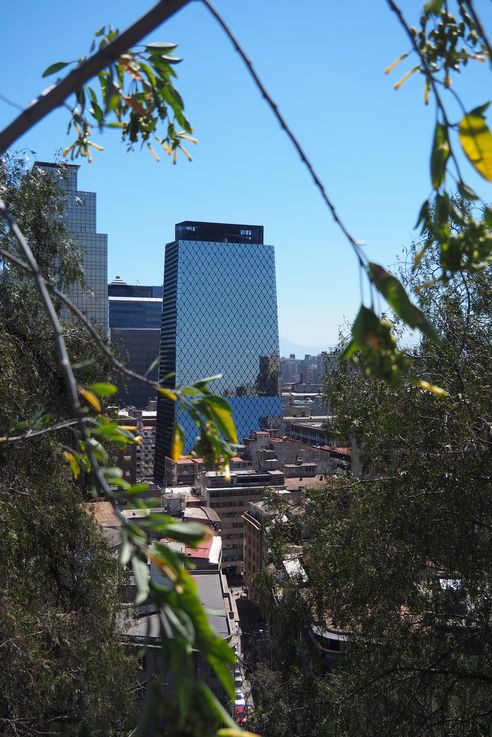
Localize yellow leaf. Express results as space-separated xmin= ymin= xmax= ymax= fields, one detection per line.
xmin=393 ymin=65 xmax=420 ymax=91
xmin=384 ymin=52 xmax=409 ymax=75
xmin=459 ymin=114 xmax=492 ymax=182
xmin=64 ymin=450 xmax=80 ymax=479
xmin=171 ymin=424 xmax=184 ymax=461
xmin=157 ymin=386 xmax=177 ymax=401
xmin=218 ymin=731 xmax=259 ymax=737
xmin=79 ymin=387 xmax=101 ymax=413
xmin=414 ymin=379 xmax=449 ymax=397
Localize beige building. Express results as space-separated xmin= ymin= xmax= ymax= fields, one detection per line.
xmin=198 ymin=469 xmax=285 ymax=572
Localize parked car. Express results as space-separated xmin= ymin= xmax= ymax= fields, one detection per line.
xmin=234 ymin=690 xmax=245 ymax=707
xmin=234 ymin=668 xmax=243 ymax=686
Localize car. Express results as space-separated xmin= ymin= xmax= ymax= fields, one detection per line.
xmin=234 ymin=668 xmax=243 ymax=686
xmin=234 ymin=690 xmax=245 ymax=707
xmin=234 ymin=705 xmax=245 ymax=716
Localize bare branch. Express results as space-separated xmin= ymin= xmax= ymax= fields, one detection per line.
xmin=462 ymin=0 xmax=492 ymax=69
xmin=0 ymin=418 xmax=80 ymax=444
xmin=0 ymin=0 xmax=192 ymax=154
xmin=0 ymin=247 xmax=163 ymax=395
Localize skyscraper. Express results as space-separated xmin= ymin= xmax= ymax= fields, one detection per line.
xmin=108 ymin=276 xmax=163 ymax=408
xmin=154 ymin=221 xmax=282 ymax=482
xmin=34 ymin=162 xmax=108 ymax=330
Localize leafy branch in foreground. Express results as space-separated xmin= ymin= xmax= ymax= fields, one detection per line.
xmin=5 ymin=1 xmax=490 ymax=390
xmin=44 ymin=27 xmax=197 ymax=163
xmin=0 ymin=175 xmax=242 ymax=735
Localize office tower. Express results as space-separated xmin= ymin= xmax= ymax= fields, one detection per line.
xmin=34 ymin=162 xmax=108 ymax=330
xmin=154 ymin=221 xmax=282 ymax=482
xmin=108 ymin=277 xmax=163 ymax=408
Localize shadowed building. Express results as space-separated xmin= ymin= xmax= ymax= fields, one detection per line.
xmin=108 ymin=277 xmax=162 ymax=408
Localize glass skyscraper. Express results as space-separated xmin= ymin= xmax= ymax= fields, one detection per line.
xmin=108 ymin=277 xmax=163 ymax=408
xmin=154 ymin=221 xmax=282 ymax=482
xmin=34 ymin=162 xmax=108 ymax=331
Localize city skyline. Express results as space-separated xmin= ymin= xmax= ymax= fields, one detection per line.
xmin=3 ymin=1 xmax=490 ymax=347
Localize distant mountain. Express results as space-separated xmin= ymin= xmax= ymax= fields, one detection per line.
xmin=279 ymin=336 xmax=333 ymax=358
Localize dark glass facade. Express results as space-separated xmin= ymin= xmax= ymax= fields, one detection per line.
xmin=154 ymin=221 xmax=282 ymax=482
xmin=108 ymin=280 xmax=163 ymax=408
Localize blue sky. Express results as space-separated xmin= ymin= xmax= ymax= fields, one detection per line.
xmin=1 ymin=1 xmax=491 ymax=350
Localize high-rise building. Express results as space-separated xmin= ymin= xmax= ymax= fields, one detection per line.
xmin=108 ymin=277 xmax=163 ymax=408
xmin=154 ymin=221 xmax=282 ymax=482
xmin=34 ymin=162 xmax=108 ymax=330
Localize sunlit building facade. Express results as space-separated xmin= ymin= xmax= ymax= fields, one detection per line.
xmin=34 ymin=161 xmax=108 ymax=330
xmin=154 ymin=221 xmax=281 ymax=482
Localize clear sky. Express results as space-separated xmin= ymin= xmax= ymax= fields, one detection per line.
xmin=1 ymin=1 xmax=491 ymax=351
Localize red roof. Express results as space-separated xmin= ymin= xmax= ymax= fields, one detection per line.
xmin=185 ymin=537 xmax=212 ymax=559
xmin=322 ymin=446 xmax=351 ymax=456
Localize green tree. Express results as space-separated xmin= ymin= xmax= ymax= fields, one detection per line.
xmin=1 ymin=2 xmax=492 ymax=736
xmin=0 ymin=158 xmax=137 ymax=737
xmin=303 ymin=236 xmax=492 ymax=736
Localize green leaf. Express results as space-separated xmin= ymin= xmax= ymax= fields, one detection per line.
xmin=89 ymin=382 xmax=118 ymax=397
xmin=42 ymin=61 xmax=70 ymax=78
xmin=158 ymin=55 xmax=183 ymax=65
xmin=470 ymin=102 xmax=490 ymax=118
xmin=132 ymin=557 xmax=150 ymax=605
xmin=459 ymin=113 xmax=492 ymax=182
xmin=457 ymin=181 xmax=479 ymax=201
xmin=484 ymin=207 xmax=492 ymax=229
xmin=146 ymin=42 xmax=178 ymax=52
xmin=180 ymin=571 xmax=235 ymax=698
xmin=103 ymin=466 xmax=124 ymax=479
xmin=206 ymin=396 xmax=238 ymax=444
xmin=171 ymin=424 xmax=185 ymax=460
xmin=125 ymin=482 xmax=151 ymax=497
xmin=120 ymin=529 xmax=133 ymax=566
xmin=424 ymin=0 xmax=443 ymax=14
xmin=415 ymin=199 xmax=430 ymax=231
xmin=163 ymin=522 xmax=209 ymax=547
xmin=144 ymin=355 xmax=160 ymax=376
xmin=430 ymin=122 xmax=450 ymax=190
xmin=193 ymin=374 xmax=222 ymax=388
xmin=196 ymin=683 xmax=236 ymax=729
xmin=369 ymin=263 xmax=439 ymax=342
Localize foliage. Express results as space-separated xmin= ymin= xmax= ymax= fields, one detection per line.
xmin=0 ymin=157 xmax=240 ymax=736
xmin=0 ymin=2 xmax=491 ymax=735
xmin=43 ymin=26 xmax=197 ymax=163
xmin=249 ymin=665 xmax=331 ymax=737
xmin=303 ymin=244 xmax=492 ymax=736
xmin=0 ymin=169 xmax=137 ymax=735
xmin=0 ymin=154 xmax=84 ymax=290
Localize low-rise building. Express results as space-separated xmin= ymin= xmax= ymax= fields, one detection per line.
xmin=199 ymin=469 xmax=285 ymax=572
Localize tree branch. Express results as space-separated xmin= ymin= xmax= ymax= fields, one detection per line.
xmin=0 ymin=247 xmax=164 ymax=395
xmin=0 ymin=0 xmax=192 ymax=154
xmin=462 ymin=0 xmax=492 ymax=69
xmin=0 ymin=418 xmax=80 ymax=444
xmin=385 ymin=0 xmax=465 ymax=183
xmin=201 ymin=0 xmax=366 ymax=268
xmin=0 ymin=202 xmax=126 ymax=526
